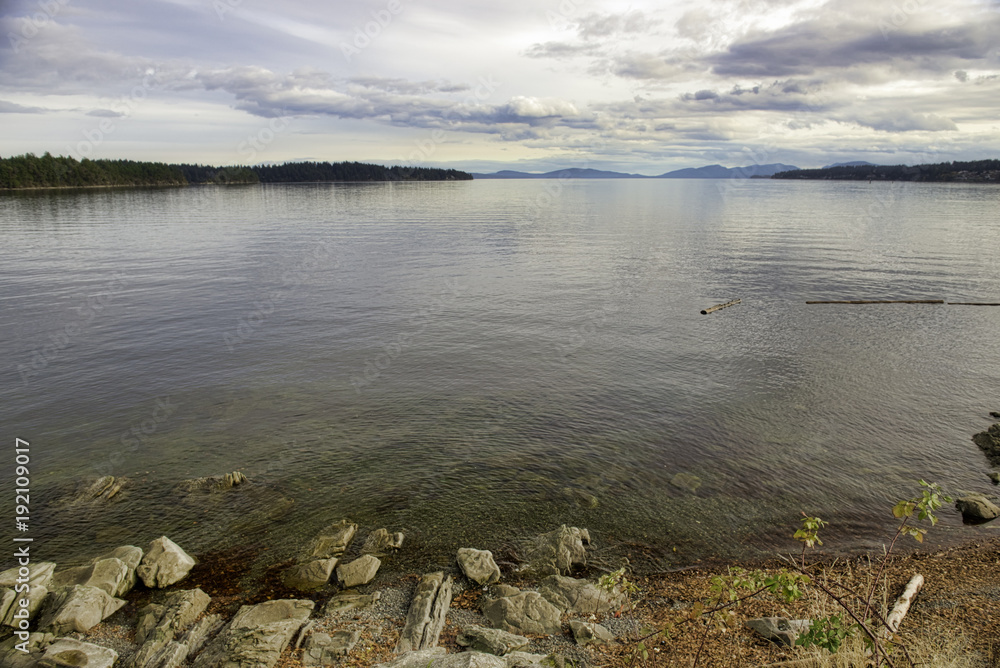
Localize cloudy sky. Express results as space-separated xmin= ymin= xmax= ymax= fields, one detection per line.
xmin=1 ymin=0 xmax=998 ymax=173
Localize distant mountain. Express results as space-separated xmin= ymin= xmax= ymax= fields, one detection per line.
xmin=472 ymin=164 xmax=800 ymax=179
xmin=822 ymin=161 xmax=877 ymax=169
xmin=471 ymin=168 xmax=646 ymax=179
xmin=658 ymin=163 xmax=799 ymax=178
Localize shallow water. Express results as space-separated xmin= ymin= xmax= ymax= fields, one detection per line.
xmin=2 ymin=179 xmax=999 ymax=572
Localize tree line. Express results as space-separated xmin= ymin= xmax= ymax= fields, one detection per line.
xmin=772 ymin=159 xmax=1000 ymax=182
xmin=0 ymin=153 xmax=472 ymax=189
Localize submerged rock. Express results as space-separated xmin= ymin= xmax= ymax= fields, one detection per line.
xmin=457 ymin=548 xmax=501 ymax=585
xmin=973 ymin=423 xmax=1000 ymax=465
xmin=955 ymin=494 xmax=1000 ymax=523
xmin=362 ymin=528 xmax=405 ymax=556
xmin=137 ymin=536 xmax=196 ymax=588
xmin=71 ymin=476 xmax=128 ymax=505
xmin=308 ymin=520 xmax=357 ymax=559
xmin=178 ymin=471 xmax=249 ymax=492
xmin=522 ymin=526 xmax=589 ymax=577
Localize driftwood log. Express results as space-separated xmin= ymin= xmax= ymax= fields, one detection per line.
xmin=883 ymin=573 xmax=924 ymax=638
xmin=701 ymin=298 xmax=741 ymax=315
xmin=947 ymin=302 xmax=1000 ymax=306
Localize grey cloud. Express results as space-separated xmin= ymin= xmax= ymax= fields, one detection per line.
xmin=955 ymin=70 xmax=969 ymax=82
xmin=576 ymin=11 xmax=659 ymax=39
xmin=0 ymin=100 xmax=45 ymax=113
xmin=86 ymin=109 xmax=125 ymax=117
xmin=846 ymin=110 xmax=958 ymax=132
xmin=524 ymin=41 xmax=602 ymax=59
xmin=348 ymin=77 xmax=470 ymax=94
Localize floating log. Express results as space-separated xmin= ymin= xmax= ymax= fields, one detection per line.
xmin=883 ymin=573 xmax=924 ymax=638
xmin=701 ymin=298 xmax=741 ymax=315
xmin=947 ymin=302 xmax=1000 ymax=306
xmin=805 ymin=300 xmax=944 ymax=305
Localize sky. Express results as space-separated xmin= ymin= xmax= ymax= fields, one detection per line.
xmin=0 ymin=0 xmax=998 ymax=174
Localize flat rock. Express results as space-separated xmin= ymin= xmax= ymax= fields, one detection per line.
xmin=51 ymin=557 xmax=132 ymax=597
xmin=133 ymin=588 xmax=211 ymax=666
xmin=457 ymin=548 xmax=501 ymax=585
xmin=282 ymin=558 xmax=337 ymax=591
xmin=375 ymin=648 xmax=447 ymax=668
xmin=956 ymin=494 xmax=1000 ymax=523
xmin=362 ymin=528 xmax=404 ymax=556
xmin=396 ymin=572 xmax=453 ymax=653
xmin=302 ymin=630 xmax=361 ymax=664
xmin=138 ymin=536 xmax=196 ymax=588
xmin=482 ymin=591 xmax=562 ymax=636
xmin=523 ymin=526 xmax=589 ymax=576
xmin=568 ymin=620 xmax=614 ymax=646
xmin=324 ymin=591 xmax=381 ymax=616
xmin=539 ymin=574 xmax=622 ymax=615
xmin=1 ymin=582 xmax=49 ymax=627
xmin=744 ymin=617 xmax=810 ymax=647
xmin=38 ymin=638 xmax=118 ymax=668
xmin=192 ymin=599 xmax=314 ymax=668
xmin=503 ymin=652 xmax=552 ymax=667
xmin=973 ymin=423 xmax=1000 ymax=465
xmin=337 ymin=555 xmax=381 ymax=588
xmin=457 ymin=624 xmax=529 ymax=655
xmin=377 ymin=650 xmax=508 ymax=668
xmin=39 ymin=584 xmax=126 ymax=635
xmin=0 ymin=562 xmax=55 ymax=588
xmin=308 ymin=520 xmax=357 ymax=559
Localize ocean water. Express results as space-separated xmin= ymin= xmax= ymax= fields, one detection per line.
xmin=2 ymin=178 xmax=999 ymax=573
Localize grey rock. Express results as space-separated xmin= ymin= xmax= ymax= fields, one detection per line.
xmin=51 ymin=557 xmax=132 ymax=597
xmin=282 ymin=558 xmax=338 ymax=591
xmin=568 ymin=620 xmax=614 ymax=646
xmin=396 ymin=572 xmax=454 ymax=653
xmin=137 ymin=537 xmax=196 ymax=588
xmin=990 ymin=472 xmax=1000 ymax=485
xmin=191 ymin=599 xmax=314 ymax=668
xmin=492 ymin=585 xmax=520 ymax=598
xmin=98 ymin=545 xmax=143 ymax=570
xmin=374 ymin=647 xmax=447 ymax=668
xmin=457 ymin=548 xmax=501 ymax=586
xmin=302 ymin=630 xmax=361 ymax=664
xmin=502 ymin=652 xmax=551 ymax=667
xmin=956 ymin=494 xmax=1000 ymax=523
xmin=482 ymin=591 xmax=562 ymax=636
xmin=133 ymin=589 xmax=211 ymax=667
xmin=0 ymin=562 xmax=55 ymax=588
xmin=362 ymin=528 xmax=404 ymax=556
xmin=73 ymin=475 xmax=127 ymax=504
xmin=523 ymin=526 xmax=589 ymax=576
xmin=538 ymin=575 xmax=622 ymax=615
xmin=39 ymin=584 xmax=126 ymax=634
xmin=37 ymin=638 xmax=118 ymax=668
xmin=139 ymin=641 xmax=189 ymax=668
xmin=337 ymin=555 xmax=381 ymax=588
xmin=1 ymin=582 xmax=49 ymax=627
xmin=974 ymin=423 xmax=1000 ymax=465
xmin=308 ymin=520 xmax=357 ymax=559
xmin=179 ymin=471 xmax=249 ymax=491
xmin=456 ymin=624 xmax=529 ymax=655
xmin=324 ymin=591 xmax=381 ymax=616
xmin=181 ymin=613 xmax=225 ymax=658
xmin=0 ymin=633 xmax=54 ymax=668
xmin=744 ymin=617 xmax=810 ymax=647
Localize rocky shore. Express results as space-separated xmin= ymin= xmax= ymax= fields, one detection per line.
xmin=3 ymin=413 xmax=999 ymax=667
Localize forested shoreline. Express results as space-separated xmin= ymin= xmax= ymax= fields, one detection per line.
xmin=772 ymin=159 xmax=1000 ymax=182
xmin=0 ymin=153 xmax=473 ymax=189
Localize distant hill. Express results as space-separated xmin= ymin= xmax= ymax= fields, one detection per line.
xmin=822 ymin=161 xmax=877 ymax=169
xmin=772 ymin=159 xmax=1000 ymax=182
xmin=657 ymin=163 xmax=798 ymax=178
xmin=472 ymin=163 xmax=800 ymax=179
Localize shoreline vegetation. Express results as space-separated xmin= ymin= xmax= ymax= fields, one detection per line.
xmin=771 ymin=159 xmax=1000 ymax=183
xmin=0 ymin=153 xmax=473 ymax=190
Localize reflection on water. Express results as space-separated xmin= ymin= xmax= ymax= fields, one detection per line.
xmin=1 ymin=180 xmax=999 ymax=571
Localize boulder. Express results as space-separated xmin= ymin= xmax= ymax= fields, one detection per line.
xmin=492 ymin=585 xmax=520 ymax=598
xmin=568 ymin=620 xmax=614 ymax=646
xmin=324 ymin=591 xmax=381 ymax=615
xmin=302 ymin=630 xmax=361 ymax=664
xmin=744 ymin=617 xmax=810 ymax=647
xmin=538 ymin=575 xmax=622 ymax=615
xmin=337 ymin=555 xmax=381 ymax=588
xmin=38 ymin=638 xmax=118 ymax=668
xmin=0 ymin=633 xmax=54 ymax=668
xmin=98 ymin=545 xmax=143 ymax=570
xmin=523 ymin=526 xmax=589 ymax=576
xmin=50 ymin=557 xmax=132 ymax=597
xmin=396 ymin=572 xmax=453 ymax=653
xmin=973 ymin=423 xmax=1000 ymax=465
xmin=137 ymin=536 xmax=196 ymax=588
xmin=955 ymin=494 xmax=1000 ymax=523
xmin=362 ymin=528 xmax=405 ymax=556
xmin=192 ymin=599 xmax=314 ymax=668
xmin=376 ymin=650 xmax=507 ymax=668
xmin=1 ymin=580 xmax=49 ymax=628
xmin=308 ymin=520 xmax=357 ymax=559
xmin=482 ymin=591 xmax=562 ymax=636
xmin=375 ymin=648 xmax=447 ymax=668
xmin=39 ymin=585 xmax=126 ymax=634
xmin=503 ymin=652 xmax=552 ymax=667
xmin=282 ymin=558 xmax=337 ymax=591
xmin=0 ymin=562 xmax=55 ymax=588
xmin=132 ymin=588 xmax=211 ymax=667
xmin=457 ymin=548 xmax=501 ymax=585
xmin=456 ymin=624 xmax=529 ymax=655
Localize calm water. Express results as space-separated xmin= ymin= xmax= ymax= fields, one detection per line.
xmin=2 ymin=179 xmax=999 ymax=573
